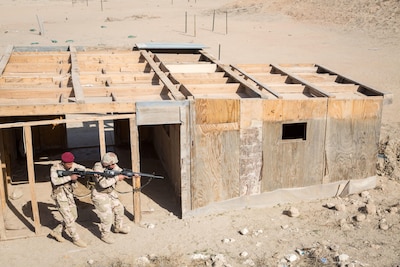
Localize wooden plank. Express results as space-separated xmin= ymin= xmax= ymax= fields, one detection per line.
xmin=200 ymin=51 xmax=269 ymax=99
xmin=98 ymin=120 xmax=106 ymax=157
xmin=261 ymin=99 xmax=328 ymax=192
xmin=82 ymin=86 xmax=164 ymax=97
xmin=8 ymin=53 xmax=70 ymax=63
xmin=180 ymin=102 xmax=191 ymax=216
xmin=136 ymin=102 xmax=182 ymax=125
xmin=78 ymin=63 xmax=151 ymax=73
xmin=140 ymin=50 xmax=185 ymax=100
xmin=3 ymin=63 xmax=71 ymax=74
xmin=0 ymin=76 xmax=68 ymax=85
xmin=191 ymin=120 xmax=240 ymax=209
xmin=182 ymin=83 xmax=241 ymax=94
xmin=324 ymin=98 xmax=383 ymax=183
xmin=195 ymin=98 xmax=239 ymax=124
xmin=0 ymin=88 xmax=72 ymax=99
xmin=0 ymin=45 xmax=13 ymax=76
xmin=170 ymin=72 xmax=226 ymax=79
xmin=172 ymin=77 xmax=229 ymax=85
xmin=233 ymin=63 xmax=272 ymax=73
xmin=129 ymin=117 xmax=141 ymax=223
xmin=23 ymin=126 xmax=41 ymax=235
xmin=0 ymin=130 xmax=7 ymax=240
xmin=166 ymin=64 xmax=217 ymax=73
xmin=154 ymin=53 xmax=202 ymax=63
xmin=271 ymin=64 xmax=334 ymax=98
xmin=69 ymin=46 xmax=85 ymax=103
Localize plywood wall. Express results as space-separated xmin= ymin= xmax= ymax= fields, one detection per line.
xmin=261 ymin=99 xmax=328 ymax=192
xmin=324 ymin=98 xmax=383 ymax=183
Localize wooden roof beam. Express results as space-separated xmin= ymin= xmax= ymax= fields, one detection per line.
xmin=0 ymin=45 xmax=13 ymax=76
xmin=199 ymin=50 xmax=270 ymax=99
xmin=230 ymin=64 xmax=283 ymax=99
xmin=140 ymin=50 xmax=185 ymax=100
xmin=270 ymin=64 xmax=334 ymax=98
xmin=69 ymin=46 xmax=85 ymax=103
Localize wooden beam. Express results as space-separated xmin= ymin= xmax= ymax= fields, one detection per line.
xmin=0 ymin=45 xmax=13 ymax=76
xmin=140 ymin=50 xmax=185 ymax=100
xmin=0 ymin=130 xmax=7 ymax=240
xmin=200 ymin=50 xmax=270 ymax=99
xmin=23 ymin=126 xmax=41 ymax=235
xmin=270 ymin=64 xmax=334 ymax=98
xmin=230 ymin=64 xmax=283 ymax=99
xmin=129 ymin=117 xmax=141 ymax=223
xmin=0 ymin=113 xmax=135 ymax=129
xmin=98 ymin=120 xmax=106 ymax=157
xmin=0 ymin=102 xmax=136 ymax=117
xmin=69 ymin=46 xmax=85 ymax=103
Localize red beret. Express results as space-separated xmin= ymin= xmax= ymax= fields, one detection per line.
xmin=61 ymin=152 xmax=75 ymax=163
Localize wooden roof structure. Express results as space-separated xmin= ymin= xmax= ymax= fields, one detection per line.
xmin=0 ymin=44 xmax=393 ymax=240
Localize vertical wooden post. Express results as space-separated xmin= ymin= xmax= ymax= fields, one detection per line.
xmin=194 ymin=15 xmax=196 ymax=37
xmin=98 ymin=119 xmax=106 ymax=157
xmin=129 ymin=116 xmax=141 ymax=223
xmin=218 ymin=43 xmax=221 ymax=60
xmin=212 ymin=10 xmax=215 ymax=32
xmin=185 ymin=12 xmax=187 ymax=33
xmin=23 ymin=126 xmax=41 ymax=235
xmin=225 ymin=11 xmax=228 ymax=34
xmin=0 ymin=130 xmax=7 ymax=240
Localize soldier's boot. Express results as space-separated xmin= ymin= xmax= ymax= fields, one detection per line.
xmin=50 ymin=230 xmax=66 ymax=242
xmin=115 ymin=225 xmax=130 ymax=234
xmin=73 ymin=238 xmax=87 ymax=248
xmin=101 ymin=234 xmax=115 ymax=244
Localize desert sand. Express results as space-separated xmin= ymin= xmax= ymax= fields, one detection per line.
xmin=1 ymin=0 xmax=400 ymax=266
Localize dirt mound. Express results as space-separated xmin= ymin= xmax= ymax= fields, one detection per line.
xmin=220 ymin=0 xmax=400 ymax=40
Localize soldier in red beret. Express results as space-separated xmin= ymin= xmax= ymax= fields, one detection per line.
xmin=49 ymin=152 xmax=91 ymax=248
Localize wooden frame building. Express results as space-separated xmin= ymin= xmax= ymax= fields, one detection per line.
xmin=0 ymin=44 xmax=392 ymax=240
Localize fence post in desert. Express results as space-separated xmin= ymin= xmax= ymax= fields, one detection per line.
xmin=36 ymin=15 xmax=45 ymax=36
xmin=212 ymin=10 xmax=215 ymax=31
xmin=185 ymin=11 xmax=187 ymax=33
xmin=194 ymin=15 xmax=196 ymax=37
xmin=225 ymin=11 xmax=228 ymax=34
xmin=100 ymin=0 xmax=103 ymax=12
xmin=218 ymin=43 xmax=221 ymax=60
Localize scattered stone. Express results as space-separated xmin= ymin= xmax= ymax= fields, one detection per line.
xmin=211 ymin=254 xmax=229 ymax=267
xmin=379 ymin=219 xmax=389 ymax=230
xmin=239 ymin=228 xmax=249 ymax=235
xmin=389 ymin=207 xmax=398 ymax=214
xmin=360 ymin=191 xmax=370 ymax=198
xmin=337 ymin=254 xmax=350 ymax=263
xmin=10 ymin=189 xmax=23 ymax=200
xmin=324 ymin=203 xmax=335 ymax=209
xmin=240 ymin=251 xmax=248 ymax=258
xmin=355 ymin=214 xmax=366 ymax=222
xmin=222 ymin=238 xmax=235 ymax=243
xmin=243 ymin=259 xmax=255 ymax=266
xmin=284 ymin=253 xmax=298 ymax=262
xmin=87 ymin=259 xmax=94 ymax=265
xmin=252 ymin=229 xmax=263 ymax=236
xmin=191 ymin=253 xmax=209 ymax=260
xmin=135 ymin=256 xmax=150 ymax=266
xmin=281 ymin=224 xmax=289 ymax=230
xmin=335 ymin=203 xmax=346 ymax=211
xmin=284 ymin=207 xmax=300 ymax=217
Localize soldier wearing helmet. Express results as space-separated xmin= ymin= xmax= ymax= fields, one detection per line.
xmin=91 ymin=152 xmax=136 ymax=244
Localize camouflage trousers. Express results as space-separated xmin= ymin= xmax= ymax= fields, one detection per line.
xmin=51 ymin=187 xmax=80 ymax=240
xmin=91 ymin=190 xmax=125 ymax=237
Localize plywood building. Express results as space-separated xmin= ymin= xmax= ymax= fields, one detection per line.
xmin=0 ymin=44 xmax=392 ymax=240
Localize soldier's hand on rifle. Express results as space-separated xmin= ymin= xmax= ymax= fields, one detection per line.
xmin=70 ymin=174 xmax=80 ymax=181
xmin=117 ymin=174 xmax=128 ymax=181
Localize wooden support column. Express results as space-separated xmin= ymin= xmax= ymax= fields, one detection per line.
xmin=0 ymin=130 xmax=6 ymax=240
xmin=98 ymin=120 xmax=106 ymax=157
xmin=23 ymin=126 xmax=41 ymax=235
xmin=129 ymin=116 xmax=141 ymax=223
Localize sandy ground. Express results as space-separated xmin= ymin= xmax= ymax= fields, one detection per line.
xmin=1 ymin=0 xmax=400 ymax=266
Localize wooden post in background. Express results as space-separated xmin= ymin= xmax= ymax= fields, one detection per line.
xmin=98 ymin=119 xmax=106 ymax=157
xmin=23 ymin=126 xmax=41 ymax=235
xmin=0 ymin=130 xmax=6 ymax=240
xmin=129 ymin=117 xmax=141 ymax=223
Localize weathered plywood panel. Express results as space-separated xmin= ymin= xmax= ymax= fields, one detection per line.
xmin=191 ymin=99 xmax=240 ymax=209
xmin=195 ymin=98 xmax=239 ymax=124
xmin=324 ymin=98 xmax=383 ymax=183
xmin=191 ymin=124 xmax=240 ymax=209
xmin=261 ymin=99 xmax=328 ymax=192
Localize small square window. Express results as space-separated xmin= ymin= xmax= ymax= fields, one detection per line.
xmin=282 ymin=122 xmax=307 ymax=140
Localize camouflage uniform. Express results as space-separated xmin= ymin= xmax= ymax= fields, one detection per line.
xmin=50 ymin=161 xmax=89 ymax=247
xmin=91 ymin=152 xmax=130 ymax=244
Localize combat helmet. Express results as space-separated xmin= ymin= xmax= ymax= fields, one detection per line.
xmin=101 ymin=152 xmax=119 ymax=166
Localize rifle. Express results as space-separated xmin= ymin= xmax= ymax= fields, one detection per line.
xmin=57 ymin=168 xmax=164 ymax=179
